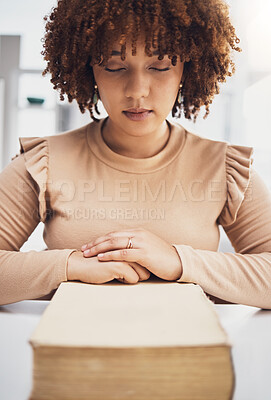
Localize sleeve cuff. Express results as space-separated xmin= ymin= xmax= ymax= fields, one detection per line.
xmin=63 ymin=249 xmax=78 ymax=282
xmin=172 ymin=244 xmax=195 ymax=283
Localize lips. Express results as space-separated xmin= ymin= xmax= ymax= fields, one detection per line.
xmin=123 ymin=108 xmax=151 ymax=113
xmin=123 ymin=110 xmax=153 ymax=121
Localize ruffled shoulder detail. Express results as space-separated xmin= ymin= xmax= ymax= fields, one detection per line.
xmin=218 ymin=144 xmax=254 ymax=227
xmin=19 ymin=136 xmax=49 ymax=223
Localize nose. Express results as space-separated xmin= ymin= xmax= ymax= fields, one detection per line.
xmin=124 ymin=71 xmax=150 ymax=100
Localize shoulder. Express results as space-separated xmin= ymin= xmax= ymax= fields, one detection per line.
xmin=170 ymin=119 xmax=253 ymax=166
xmin=11 ymin=123 xmax=91 ymax=222
xmin=18 ymin=123 xmax=90 ymax=157
xmin=18 ymin=122 xmax=92 ymax=175
xmin=170 ymin=120 xmax=255 ymax=225
xmin=46 ymin=123 xmax=89 ymax=148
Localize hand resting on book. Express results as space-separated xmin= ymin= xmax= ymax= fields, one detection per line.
xmin=80 ymin=228 xmax=183 ymax=282
xmin=67 ymin=250 xmax=151 ymax=284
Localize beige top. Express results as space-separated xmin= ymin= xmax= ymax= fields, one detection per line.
xmin=1 ymin=117 xmax=271 ymax=307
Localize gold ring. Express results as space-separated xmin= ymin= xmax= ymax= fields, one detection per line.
xmin=126 ymin=237 xmax=133 ymax=249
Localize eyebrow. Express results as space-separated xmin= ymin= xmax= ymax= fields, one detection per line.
xmin=110 ymin=49 xmax=160 ymax=56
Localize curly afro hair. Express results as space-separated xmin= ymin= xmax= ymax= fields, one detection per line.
xmin=41 ymin=0 xmax=241 ymax=123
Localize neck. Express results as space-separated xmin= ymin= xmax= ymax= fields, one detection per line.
xmin=101 ymin=118 xmax=171 ymax=159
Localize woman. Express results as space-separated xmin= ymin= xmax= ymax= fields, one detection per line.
xmin=1 ymin=0 xmax=271 ymax=307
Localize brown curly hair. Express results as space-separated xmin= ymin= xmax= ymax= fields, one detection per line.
xmin=41 ymin=0 xmax=241 ymax=123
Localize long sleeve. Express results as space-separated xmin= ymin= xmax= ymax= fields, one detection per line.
xmin=0 ymin=138 xmax=77 ymax=305
xmin=173 ymin=145 xmax=271 ymax=309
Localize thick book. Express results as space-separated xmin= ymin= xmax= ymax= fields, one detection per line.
xmin=29 ymin=277 xmax=235 ymax=400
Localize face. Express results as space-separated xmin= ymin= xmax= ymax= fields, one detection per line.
xmin=92 ymin=35 xmax=184 ymax=137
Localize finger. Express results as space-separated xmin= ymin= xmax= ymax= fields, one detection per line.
xmin=81 ymin=235 xmax=110 ymax=251
xmin=83 ymin=237 xmax=136 ymax=257
xmin=97 ymin=249 xmax=144 ymax=265
xmin=113 ymin=262 xmax=139 ymax=284
xmin=81 ymin=230 xmax=137 ymax=251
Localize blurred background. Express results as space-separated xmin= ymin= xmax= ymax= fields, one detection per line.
xmin=0 ymin=0 xmax=271 ymax=251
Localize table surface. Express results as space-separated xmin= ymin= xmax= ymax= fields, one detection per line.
xmin=0 ymin=301 xmax=271 ymax=400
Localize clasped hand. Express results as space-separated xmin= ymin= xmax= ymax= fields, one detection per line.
xmin=81 ymin=228 xmax=183 ymax=283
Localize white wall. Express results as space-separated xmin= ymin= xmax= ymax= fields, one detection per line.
xmin=0 ymin=0 xmax=57 ymax=70
xmin=0 ymin=35 xmax=21 ymax=168
xmin=0 ymin=78 xmax=4 ymax=169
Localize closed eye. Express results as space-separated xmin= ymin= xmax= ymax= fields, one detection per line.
xmin=104 ymin=67 xmax=170 ymax=72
